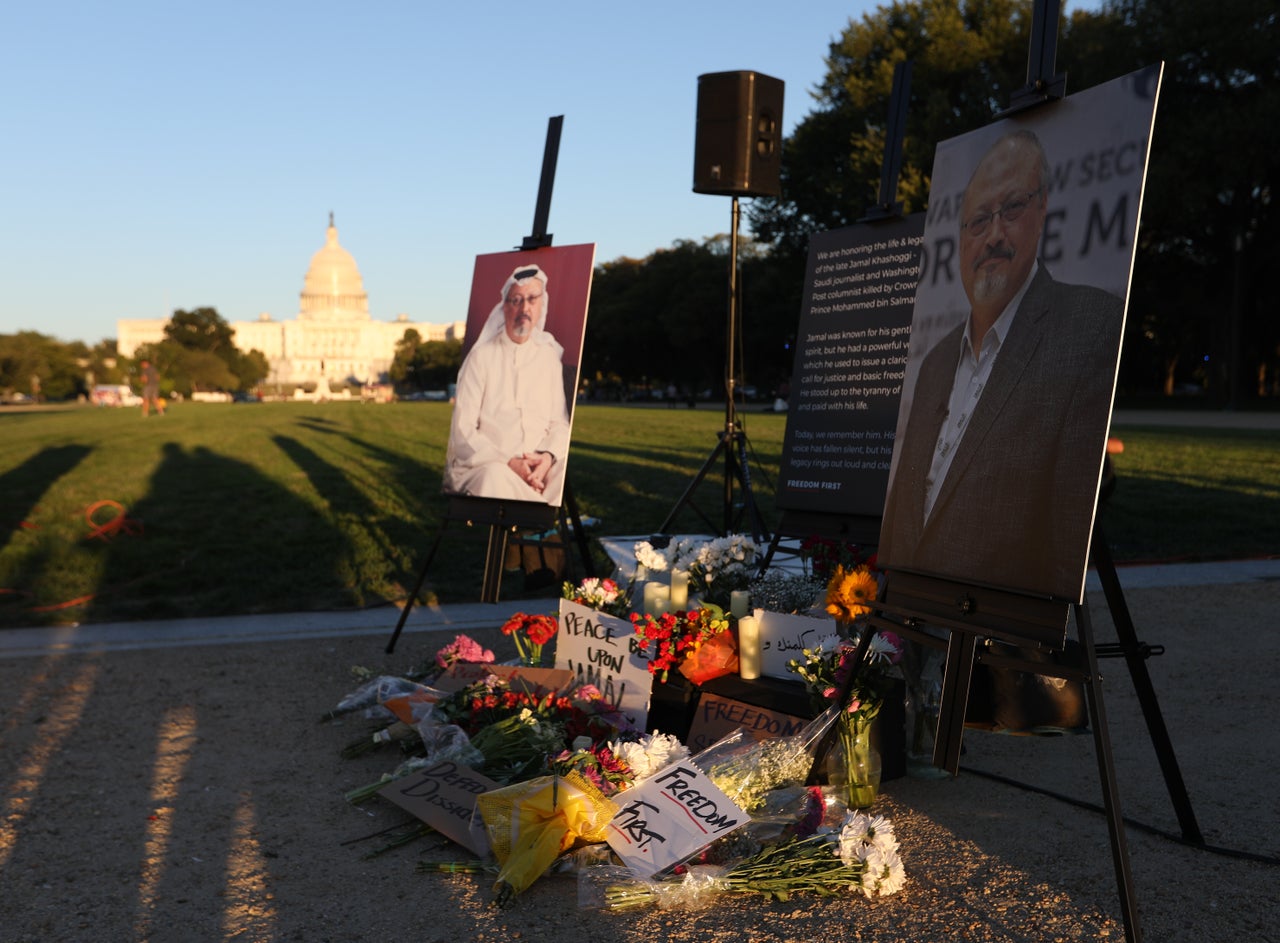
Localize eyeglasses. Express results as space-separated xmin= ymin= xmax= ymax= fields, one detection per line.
xmin=961 ymin=188 xmax=1043 ymax=238
xmin=504 ymin=291 xmax=544 ymax=307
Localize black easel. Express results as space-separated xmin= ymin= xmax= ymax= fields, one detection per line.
xmin=659 ymin=194 xmax=771 ymax=543
xmin=385 ymin=115 xmax=596 ymax=654
xmin=384 ymin=483 xmax=596 ymax=654
xmin=807 ymin=5 xmax=1191 ymax=940
xmin=759 ymin=60 xmax=913 ymax=574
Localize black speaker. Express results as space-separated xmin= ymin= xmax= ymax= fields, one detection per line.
xmin=693 ymin=71 xmax=785 ymax=198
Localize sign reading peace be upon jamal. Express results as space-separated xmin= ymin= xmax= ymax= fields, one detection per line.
xmin=554 ymin=600 xmax=653 ymax=730
xmin=606 ymin=760 xmax=747 ymax=878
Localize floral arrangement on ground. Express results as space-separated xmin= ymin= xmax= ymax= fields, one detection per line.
xmin=327 ymin=576 xmax=907 ymax=909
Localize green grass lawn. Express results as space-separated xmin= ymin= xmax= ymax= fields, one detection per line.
xmin=0 ymin=402 xmax=1276 ymax=628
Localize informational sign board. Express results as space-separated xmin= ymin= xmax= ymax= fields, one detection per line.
xmin=776 ymin=215 xmax=925 ymax=515
xmin=684 ymin=692 xmax=808 ymax=751
xmin=606 ymin=760 xmax=747 ymax=877
xmin=757 ymin=610 xmax=833 ymax=681
xmin=378 ymin=761 xmax=498 ymax=856
xmin=554 ymin=600 xmax=653 ymax=730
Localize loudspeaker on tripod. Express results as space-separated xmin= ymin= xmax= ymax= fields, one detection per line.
xmin=692 ymin=70 xmax=785 ymax=198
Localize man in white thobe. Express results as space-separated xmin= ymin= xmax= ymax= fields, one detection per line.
xmin=443 ymin=264 xmax=570 ymax=504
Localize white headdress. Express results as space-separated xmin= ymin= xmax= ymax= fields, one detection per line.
xmin=476 ymin=263 xmax=562 ymax=356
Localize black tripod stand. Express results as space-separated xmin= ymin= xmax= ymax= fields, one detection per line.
xmin=659 ymin=196 xmax=770 ymax=542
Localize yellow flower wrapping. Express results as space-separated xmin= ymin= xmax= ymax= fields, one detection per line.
xmin=476 ymin=770 xmax=617 ymax=896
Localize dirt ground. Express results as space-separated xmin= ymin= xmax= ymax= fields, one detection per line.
xmin=2 ymin=578 xmax=1278 ymax=943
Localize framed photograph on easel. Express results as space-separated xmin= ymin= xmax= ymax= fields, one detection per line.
xmin=442 ymin=243 xmax=595 ymax=509
xmin=879 ymin=66 xmax=1162 ymax=604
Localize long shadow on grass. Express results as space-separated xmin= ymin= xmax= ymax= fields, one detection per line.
xmin=83 ymin=443 xmax=352 ymax=623
xmin=1097 ymin=469 xmax=1280 ymax=563
xmin=0 ymin=445 xmax=92 ymax=555
xmin=286 ymin=419 xmax=442 ymax=528
xmin=562 ymin=443 xmax=781 ymax=538
xmin=271 ymin=434 xmax=430 ymax=598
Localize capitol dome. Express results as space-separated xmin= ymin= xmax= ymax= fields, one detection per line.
xmin=298 ymin=213 xmax=370 ymax=323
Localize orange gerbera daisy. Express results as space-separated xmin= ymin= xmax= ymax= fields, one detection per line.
xmin=824 ymin=564 xmax=878 ymax=622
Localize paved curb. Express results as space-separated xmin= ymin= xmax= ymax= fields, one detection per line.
xmin=4 ymin=558 xmax=1277 ymax=658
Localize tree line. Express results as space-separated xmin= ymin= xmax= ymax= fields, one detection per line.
xmin=0 ymin=307 xmax=269 ymax=402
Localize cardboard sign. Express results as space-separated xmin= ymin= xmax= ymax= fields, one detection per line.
xmin=606 ymin=760 xmax=746 ymax=878
xmin=433 ymin=662 xmax=577 ymax=697
xmin=685 ymin=693 xmax=809 ymax=751
xmin=378 ymin=760 xmax=498 ymax=856
xmin=554 ymin=600 xmax=652 ymax=730
xmin=759 ymin=610 xmax=834 ymax=680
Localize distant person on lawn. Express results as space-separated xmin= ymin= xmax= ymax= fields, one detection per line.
xmin=141 ymin=360 xmax=165 ymax=417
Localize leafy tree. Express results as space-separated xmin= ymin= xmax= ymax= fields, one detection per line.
xmin=389 ymin=329 xmax=463 ymax=391
xmin=0 ymin=331 xmax=87 ymax=400
xmin=747 ymin=0 xmax=1279 ymax=400
xmin=412 ymin=339 xmax=463 ymax=389
xmin=389 ymin=329 xmax=423 ymax=388
xmin=164 ymin=307 xmax=237 ymax=355
xmin=1079 ymin=0 xmax=1280 ymax=400
xmin=156 ymin=307 xmax=266 ymax=392
xmin=232 ymin=348 xmax=271 ymax=391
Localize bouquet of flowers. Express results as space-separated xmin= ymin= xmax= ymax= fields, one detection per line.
xmin=500 ymin=612 xmax=559 ymax=666
xmin=633 ymin=534 xmax=757 ymax=606
xmin=800 ymin=536 xmax=874 ymax=584
xmin=561 ymin=576 xmax=630 ymax=618
xmin=787 ymin=632 xmax=902 ymax=725
xmin=788 ymin=628 xmax=902 ymax=808
xmin=630 ymin=605 xmax=734 ymax=683
xmin=433 ymin=633 xmax=496 ymax=671
xmin=551 ymin=731 xmax=689 ymax=798
xmin=585 ymin=807 xmax=904 ymax=910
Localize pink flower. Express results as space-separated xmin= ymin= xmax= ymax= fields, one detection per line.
xmin=435 ymin=633 xmax=495 ymax=668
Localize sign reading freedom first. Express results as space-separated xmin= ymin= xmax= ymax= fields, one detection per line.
xmin=778 ymin=215 xmax=925 ymax=515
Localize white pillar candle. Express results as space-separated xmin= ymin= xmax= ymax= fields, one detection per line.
xmin=643 ymin=582 xmax=670 ymax=615
xmin=730 ymin=589 xmax=750 ymax=620
xmin=737 ymin=615 xmax=761 ymax=680
xmin=670 ymin=570 xmax=689 ymax=609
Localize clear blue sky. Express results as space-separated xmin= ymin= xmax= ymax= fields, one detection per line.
xmin=2 ymin=0 xmax=1101 ymax=347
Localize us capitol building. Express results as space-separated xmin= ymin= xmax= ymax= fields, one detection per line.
xmin=117 ymin=215 xmax=464 ymax=389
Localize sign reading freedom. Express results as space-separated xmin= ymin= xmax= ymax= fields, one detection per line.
xmin=777 ymin=215 xmax=925 ymax=516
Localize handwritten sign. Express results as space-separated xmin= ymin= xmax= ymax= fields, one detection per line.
xmin=606 ymin=761 xmax=746 ymax=878
xmin=378 ymin=760 xmax=498 ymax=856
xmin=685 ymin=693 xmax=809 ymax=751
xmin=554 ymin=600 xmax=652 ymax=729
xmin=759 ymin=610 xmax=834 ymax=680
xmin=433 ymin=662 xmax=577 ymax=697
